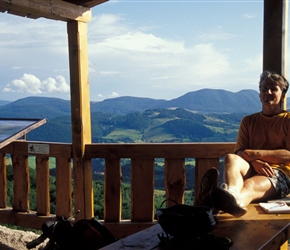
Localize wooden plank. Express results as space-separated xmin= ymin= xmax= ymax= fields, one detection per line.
xmin=0 ymin=0 xmax=92 ymax=22
xmin=0 ymin=208 xmax=57 ymax=230
xmin=102 ymin=221 xmax=156 ymax=241
xmin=63 ymin=0 xmax=108 ymax=8
xmin=194 ymin=158 xmax=220 ymax=204
xmin=104 ymin=158 xmax=122 ymax=222
xmin=85 ymin=143 xmax=236 ymax=159
xmin=211 ymin=205 xmax=290 ymax=250
xmin=164 ymin=158 xmax=185 ymax=206
xmin=101 ymin=223 xmax=162 ymax=250
xmin=12 ymin=154 xmax=29 ymax=212
xmin=0 ymin=141 xmax=73 ymax=158
xmin=0 ymin=118 xmax=46 ymax=149
xmin=83 ymin=158 xmax=94 ymax=217
xmin=67 ymin=20 xmax=93 ymax=220
xmin=101 ymin=204 xmax=290 ymax=250
xmin=0 ymin=153 xmax=6 ymax=208
xmin=56 ymin=157 xmax=72 ymax=218
xmin=36 ymin=156 xmax=50 ymax=216
xmin=131 ymin=158 xmax=155 ymax=222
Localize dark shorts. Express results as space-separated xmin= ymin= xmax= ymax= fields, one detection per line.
xmin=268 ymin=169 xmax=290 ymax=198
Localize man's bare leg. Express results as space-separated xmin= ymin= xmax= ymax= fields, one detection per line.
xmin=223 ymin=153 xmax=276 ymax=206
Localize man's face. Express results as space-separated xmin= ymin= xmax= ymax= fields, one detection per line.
xmin=259 ymin=79 xmax=285 ymax=106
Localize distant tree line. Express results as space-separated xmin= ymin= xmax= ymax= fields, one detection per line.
xmin=28 ymin=108 xmax=246 ymax=143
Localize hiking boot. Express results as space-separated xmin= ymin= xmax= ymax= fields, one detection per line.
xmin=195 ymin=168 xmax=219 ymax=208
xmin=210 ymin=184 xmax=247 ymax=218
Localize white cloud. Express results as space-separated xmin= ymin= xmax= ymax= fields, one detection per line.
xmin=243 ymin=13 xmax=256 ymax=19
xmin=88 ymin=14 xmax=230 ymax=89
xmin=94 ymin=32 xmax=185 ymax=53
xmin=3 ymin=74 xmax=70 ymax=94
xmin=89 ymin=14 xmax=130 ymax=40
xmin=96 ymin=92 xmax=120 ymax=100
xmin=0 ymin=16 xmax=67 ymax=49
xmin=89 ymin=31 xmax=230 ymax=83
xmin=109 ymin=92 xmax=120 ymax=98
xmin=0 ymin=7 xmax=265 ymax=101
xmin=197 ymin=27 xmax=234 ymax=42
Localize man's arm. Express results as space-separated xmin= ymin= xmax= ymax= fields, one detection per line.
xmin=238 ymin=149 xmax=290 ymax=164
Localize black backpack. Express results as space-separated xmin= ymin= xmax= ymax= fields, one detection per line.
xmin=155 ymin=200 xmax=233 ymax=250
xmin=155 ymin=200 xmax=216 ymax=239
xmin=26 ymin=216 xmax=116 ymax=250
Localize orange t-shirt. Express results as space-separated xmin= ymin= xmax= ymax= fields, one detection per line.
xmin=235 ymin=111 xmax=290 ymax=177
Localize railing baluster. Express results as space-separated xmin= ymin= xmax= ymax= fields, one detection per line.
xmin=12 ymin=154 xmax=29 ymax=212
xmin=131 ymin=158 xmax=155 ymax=222
xmin=104 ymin=157 xmax=122 ymax=222
xmin=164 ymin=158 xmax=185 ymax=206
xmin=0 ymin=153 xmax=6 ymax=208
xmin=56 ymin=157 xmax=72 ymax=218
xmin=36 ymin=156 xmax=50 ymax=216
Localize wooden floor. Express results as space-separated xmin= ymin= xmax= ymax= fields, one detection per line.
xmin=101 ymin=204 xmax=290 ymax=250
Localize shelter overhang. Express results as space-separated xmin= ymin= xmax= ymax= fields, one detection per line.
xmin=0 ymin=0 xmax=108 ymax=22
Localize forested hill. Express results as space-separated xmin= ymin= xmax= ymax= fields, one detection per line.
xmin=0 ymin=88 xmax=265 ymax=117
xmin=0 ymin=88 xmax=288 ymax=143
xmin=89 ymin=89 xmax=264 ymax=114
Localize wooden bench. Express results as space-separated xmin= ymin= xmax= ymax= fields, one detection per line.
xmin=100 ymin=204 xmax=290 ymax=250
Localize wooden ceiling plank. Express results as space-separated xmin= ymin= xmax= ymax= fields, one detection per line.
xmin=0 ymin=7 xmax=7 ymax=13
xmin=80 ymin=0 xmax=108 ymax=8
xmin=0 ymin=0 xmax=92 ymax=22
xmin=51 ymin=0 xmax=92 ymax=22
xmin=8 ymin=9 xmax=29 ymax=17
xmin=63 ymin=0 xmax=108 ymax=8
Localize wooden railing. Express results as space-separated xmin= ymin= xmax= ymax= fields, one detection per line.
xmin=0 ymin=141 xmax=235 ymax=238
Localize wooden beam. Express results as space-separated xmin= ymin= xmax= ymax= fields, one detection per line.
xmin=63 ymin=0 xmax=108 ymax=8
xmin=263 ymin=0 xmax=288 ymax=109
xmin=85 ymin=143 xmax=236 ymax=159
xmin=263 ymin=0 xmax=287 ymax=73
xmin=0 ymin=0 xmax=92 ymax=22
xmin=67 ymin=21 xmax=93 ymax=220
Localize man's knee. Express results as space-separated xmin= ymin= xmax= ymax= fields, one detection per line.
xmin=224 ymin=153 xmax=238 ymax=163
xmin=224 ymin=153 xmax=243 ymax=168
xmin=224 ymin=153 xmax=250 ymax=175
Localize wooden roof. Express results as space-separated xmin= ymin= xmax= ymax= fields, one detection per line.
xmin=0 ymin=0 xmax=108 ymax=22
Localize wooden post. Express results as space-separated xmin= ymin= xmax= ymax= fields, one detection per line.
xmin=164 ymin=158 xmax=185 ymax=206
xmin=0 ymin=153 xmax=6 ymax=208
xmin=131 ymin=158 xmax=155 ymax=222
xmin=12 ymin=154 xmax=29 ymax=212
xmin=104 ymin=158 xmax=122 ymax=222
xmin=56 ymin=157 xmax=72 ymax=218
xmin=67 ymin=21 xmax=93 ymax=220
xmin=263 ymin=0 xmax=288 ymax=109
xmin=36 ymin=156 xmax=50 ymax=216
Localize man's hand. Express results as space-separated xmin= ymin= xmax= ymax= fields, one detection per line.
xmin=251 ymin=160 xmax=275 ymax=177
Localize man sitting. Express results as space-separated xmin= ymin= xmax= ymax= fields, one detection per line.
xmin=196 ymin=71 xmax=290 ymax=217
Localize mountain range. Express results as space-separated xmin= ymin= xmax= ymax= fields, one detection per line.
xmin=0 ymin=89 xmax=273 ymax=118
xmin=0 ymin=88 xmax=288 ymax=143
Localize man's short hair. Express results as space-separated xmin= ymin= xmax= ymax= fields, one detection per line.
xmin=259 ymin=71 xmax=289 ymax=93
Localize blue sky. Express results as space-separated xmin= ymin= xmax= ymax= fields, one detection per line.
xmin=0 ymin=0 xmax=283 ymax=102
